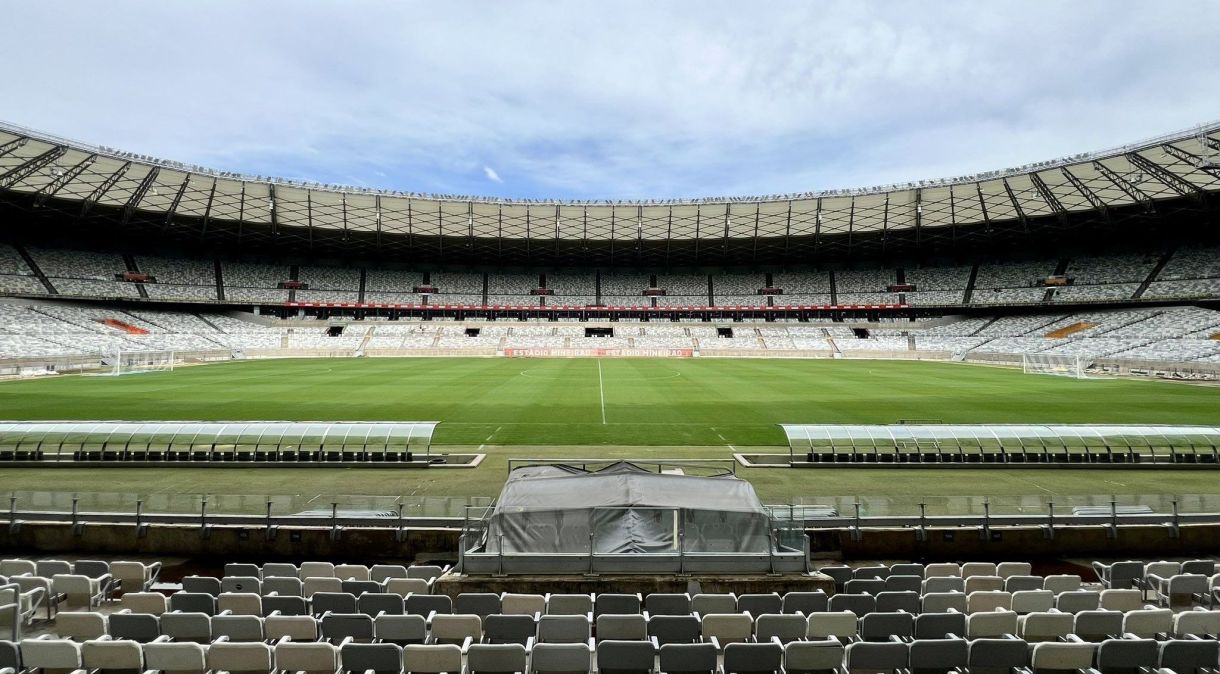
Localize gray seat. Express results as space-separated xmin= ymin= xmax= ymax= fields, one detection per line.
xmin=406 ymin=566 xmax=446 ymax=582
xmin=876 ymin=591 xmax=919 ymax=614
xmin=212 ymin=614 xmax=264 ymax=642
xmin=261 ymin=563 xmax=300 ymax=579
xmin=645 ymin=593 xmax=691 ymax=616
xmin=1055 ymin=590 xmax=1100 ymax=613
xmin=1096 ymin=638 xmax=1159 ymax=674
xmin=530 ymin=642 xmax=592 ymax=673
xmin=1092 ymin=560 xmax=1144 ymax=590
xmin=754 ymin=614 xmax=806 ymax=644
xmin=374 ymin=615 xmax=427 ymax=646
xmin=844 ymin=641 xmax=908 ymax=672
xmin=914 ymin=611 xmax=965 ymax=639
xmin=860 ymin=612 xmax=914 ymax=642
xmin=467 ymin=643 xmax=527 ymax=674
xmin=843 ymin=579 xmax=886 ymax=596
xmin=169 ymin=592 xmax=216 ymax=615
xmin=1160 ymin=639 xmax=1220 ymax=674
xmin=1073 ymin=610 xmax=1124 ymax=642
xmin=922 ymin=577 xmax=965 ymax=594
xmin=1182 ymin=560 xmax=1216 ymax=576
xmin=263 ymin=577 xmax=303 ymax=597
xmin=181 ymin=576 xmax=221 ymax=596
xmin=313 ymin=592 xmax=358 ymax=615
xmin=853 ymin=565 xmax=889 ymax=580
xmin=817 ymin=566 xmax=852 ymax=593
xmin=159 ymin=612 xmax=211 ymax=643
xmin=341 ymin=642 xmax=403 ymax=674
xmin=908 ymin=638 xmax=968 ymax=674
xmin=885 ymin=575 xmax=923 ymax=593
xmin=406 ymin=594 xmax=453 ymax=617
xmin=108 ymin=613 xmax=160 ymax=643
xmin=723 ymin=642 xmax=783 ymax=674
xmin=891 ymin=563 xmax=925 ymax=577
xmin=736 ymin=593 xmax=782 ymax=617
xmin=596 ymin=640 xmax=656 ymax=674
xmin=536 ymin=615 xmax=591 ymax=644
xmin=596 ymin=614 xmax=648 ymax=641
xmin=968 ymin=638 xmax=1029 ymax=674
xmin=264 ymin=595 xmax=308 ymax=616
xmin=321 ymin=613 xmax=375 ymax=643
xmin=225 ymin=564 xmax=261 ymax=579
xmin=360 ymin=593 xmax=406 ymax=616
xmin=829 ymin=593 xmax=875 ymax=615
xmin=783 ymin=638 xmax=844 ymax=674
xmin=658 ymin=642 xmax=717 ymax=674
xmin=221 ymin=576 xmax=261 ymax=595
xmin=594 ymin=593 xmax=641 ymax=617
xmin=475 ymin=614 xmax=530 ymax=645
xmin=0 ymin=640 xmax=19 ymax=674
xmin=1004 ymin=575 xmax=1044 ymax=593
xmin=648 ymin=615 xmax=701 ymax=645
xmin=341 ymin=580 xmax=383 ymax=597
xmin=455 ymin=593 xmax=502 ymax=618
xmin=781 ymin=591 xmax=828 ymax=615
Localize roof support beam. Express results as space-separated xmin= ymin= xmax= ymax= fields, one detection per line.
xmin=0 ymin=145 xmax=67 ymax=189
xmin=163 ymin=175 xmax=190 ymax=227
xmin=200 ymin=178 xmax=218 ymax=237
xmin=1001 ymin=178 xmax=1028 ymax=231
xmin=1093 ymin=160 xmax=1152 ymax=210
xmin=1126 ymin=151 xmax=1202 ymax=198
xmin=34 ymin=153 xmax=96 ymax=206
xmin=268 ymin=184 xmax=279 ymax=235
xmin=1028 ymin=172 xmax=1067 ymax=221
xmin=948 ymin=185 xmax=958 ymax=241
xmin=121 ymin=167 xmax=159 ymax=223
xmin=78 ymin=160 xmax=131 ymax=218
xmin=1059 ymin=166 xmax=1108 ymax=218
xmin=1160 ymin=144 xmax=1220 ymax=178
xmin=0 ymin=136 xmax=29 ymax=159
xmin=913 ymin=189 xmax=922 ymax=243
xmin=975 ymin=183 xmax=992 ymax=233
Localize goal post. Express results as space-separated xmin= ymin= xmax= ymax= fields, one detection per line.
xmin=1022 ymin=353 xmax=1086 ymax=379
xmin=85 ymin=350 xmax=178 ymax=376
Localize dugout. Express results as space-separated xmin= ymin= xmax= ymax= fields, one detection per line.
xmin=782 ymin=424 xmax=1220 ymax=465
xmin=0 ymin=421 xmax=439 ymax=463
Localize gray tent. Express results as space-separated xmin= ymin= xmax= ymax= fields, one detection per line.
xmin=484 ymin=462 xmax=773 ymax=554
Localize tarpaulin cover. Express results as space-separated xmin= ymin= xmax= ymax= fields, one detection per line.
xmin=484 ymin=462 xmax=773 ymax=554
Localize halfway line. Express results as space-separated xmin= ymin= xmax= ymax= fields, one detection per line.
xmin=597 ymin=359 xmax=607 ymax=425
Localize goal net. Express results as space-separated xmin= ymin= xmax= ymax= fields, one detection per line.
xmin=1022 ymin=353 xmax=1086 ymax=379
xmin=86 ymin=350 xmax=177 ymax=376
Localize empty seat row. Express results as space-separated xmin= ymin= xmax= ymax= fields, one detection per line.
xmin=6 ymin=634 xmax=1219 ymax=674
xmin=222 ymin=562 xmax=448 ymax=583
xmin=183 ymin=575 xmax=435 ymax=599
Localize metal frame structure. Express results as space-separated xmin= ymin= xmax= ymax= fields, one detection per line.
xmin=0 ymin=421 xmax=439 ymax=460
xmin=0 ymin=120 xmax=1216 ymax=265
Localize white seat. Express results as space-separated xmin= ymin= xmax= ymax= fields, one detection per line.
xmin=19 ymin=636 xmax=82 ymax=674
xmin=81 ymin=638 xmax=142 ymax=672
xmin=700 ymin=613 xmax=753 ymax=649
xmin=299 ymin=562 xmax=336 ymax=580
xmin=334 ymin=564 xmax=371 ymax=582
xmin=1010 ymin=590 xmax=1054 ymax=615
xmin=54 ymin=612 xmax=107 ymax=641
xmin=1018 ymin=611 xmax=1075 ymax=642
xmin=965 ymin=610 xmax=1017 ymax=638
xmin=110 ymin=561 xmax=162 ymax=594
xmin=402 ymin=643 xmax=463 ymax=674
xmin=807 ymin=611 xmax=857 ymax=640
xmin=966 ymin=591 xmax=1011 ymax=613
xmin=120 ymin=591 xmax=168 ymax=615
xmin=274 ymin=641 xmax=339 ymax=674
xmin=144 ymin=641 xmax=207 ymax=674
xmin=501 ymin=593 xmax=545 ymax=616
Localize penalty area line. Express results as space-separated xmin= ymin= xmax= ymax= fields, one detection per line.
xmin=713 ymin=428 xmax=737 ymax=452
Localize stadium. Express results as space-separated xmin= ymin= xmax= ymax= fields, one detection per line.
xmin=2 ymin=4 xmax=1220 ymax=673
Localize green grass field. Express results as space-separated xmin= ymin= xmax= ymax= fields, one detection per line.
xmin=0 ymin=357 xmax=1217 ymax=504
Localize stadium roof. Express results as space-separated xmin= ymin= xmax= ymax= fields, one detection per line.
xmin=1 ymin=120 xmax=1217 ymax=263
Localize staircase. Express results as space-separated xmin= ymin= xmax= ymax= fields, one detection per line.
xmin=1043 ymin=258 xmax=1070 ymax=302
xmin=123 ymin=254 xmax=149 ymax=299
xmin=969 ymin=316 xmax=1001 ymax=336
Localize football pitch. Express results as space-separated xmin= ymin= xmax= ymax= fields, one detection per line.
xmin=0 ymin=357 xmax=1218 ymax=503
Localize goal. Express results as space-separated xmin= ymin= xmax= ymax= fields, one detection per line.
xmin=86 ymin=350 xmax=177 ymax=376
xmin=1022 ymin=353 xmax=1087 ymax=379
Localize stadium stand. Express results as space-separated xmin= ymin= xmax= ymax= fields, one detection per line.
xmin=2 ymin=555 xmax=1219 ymax=673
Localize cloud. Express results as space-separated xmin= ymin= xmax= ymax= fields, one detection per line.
xmin=483 ymin=166 xmax=503 ymax=184
xmin=0 ymin=1 xmax=1217 ymax=200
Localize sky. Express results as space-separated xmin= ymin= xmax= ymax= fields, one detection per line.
xmin=3 ymin=1 xmax=1219 ymax=201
